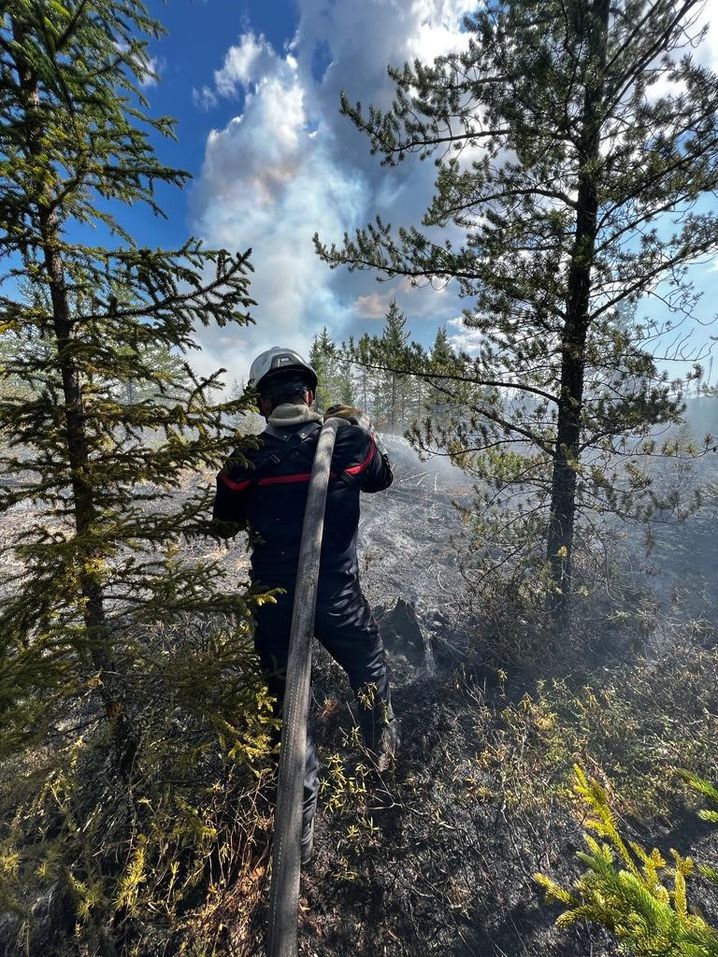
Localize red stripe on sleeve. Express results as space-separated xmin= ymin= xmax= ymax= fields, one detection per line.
xmin=257 ymin=470 xmax=341 ymax=486
xmin=219 ymin=472 xmax=251 ymax=493
xmin=223 ymin=468 xmax=345 ymax=491
xmin=344 ymin=436 xmax=376 ymax=476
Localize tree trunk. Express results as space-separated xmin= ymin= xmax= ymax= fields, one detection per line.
xmin=11 ymin=18 xmax=137 ymax=774
xmin=546 ymin=0 xmax=610 ymax=621
xmin=40 ymin=216 xmax=136 ymax=769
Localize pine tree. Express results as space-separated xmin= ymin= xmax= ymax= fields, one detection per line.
xmin=316 ymin=0 xmax=717 ymax=617
xmin=309 ymin=326 xmax=355 ymax=410
xmin=379 ymin=301 xmax=410 ymax=432
xmin=0 ymin=5 xmax=267 ymax=948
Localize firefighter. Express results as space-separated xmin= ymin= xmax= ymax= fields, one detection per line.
xmin=212 ymin=347 xmax=399 ymax=863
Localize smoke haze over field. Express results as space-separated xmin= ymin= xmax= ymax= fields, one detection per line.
xmin=367 ymin=401 xmax=718 ymax=625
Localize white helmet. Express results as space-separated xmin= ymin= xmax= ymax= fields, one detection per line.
xmin=248 ymin=347 xmax=318 ymax=392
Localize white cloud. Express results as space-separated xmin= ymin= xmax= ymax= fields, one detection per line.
xmin=189 ymin=2 xmax=474 ymax=380
xmin=213 ymin=32 xmax=279 ymax=98
xmin=114 ymin=41 xmax=163 ymax=89
xmin=695 ymin=0 xmax=718 ymax=70
xmin=190 ymin=57 xmax=366 ymax=378
xmin=446 ymin=316 xmax=482 ymax=355
xmin=405 ymin=0 xmax=472 ymax=61
xmin=354 ymin=292 xmax=391 ymax=319
xmin=187 ymin=1 xmax=718 ymax=382
xmin=192 ymin=85 xmax=217 ymax=110
xmin=643 ymin=4 xmax=718 ymax=100
xmin=139 ymin=55 xmax=163 ymax=88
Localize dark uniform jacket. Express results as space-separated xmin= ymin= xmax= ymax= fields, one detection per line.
xmin=213 ymin=419 xmax=393 ymax=592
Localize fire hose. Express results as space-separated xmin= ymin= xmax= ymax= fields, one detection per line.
xmin=267 ymin=416 xmax=341 ymax=957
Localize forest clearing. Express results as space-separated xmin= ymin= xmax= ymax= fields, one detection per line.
xmin=2 ymin=1 xmax=718 ymax=955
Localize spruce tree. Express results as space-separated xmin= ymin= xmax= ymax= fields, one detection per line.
xmin=352 ymin=332 xmax=375 ymax=413
xmin=379 ymin=301 xmax=410 ymax=432
xmin=309 ymin=326 xmax=355 ymax=410
xmin=309 ymin=326 xmax=337 ymax=411
xmin=343 ymin=301 xmax=424 ymax=432
xmin=424 ymin=326 xmax=456 ymax=428
xmin=316 ymin=0 xmax=718 ymax=615
xmin=0 ymin=4 xmax=266 ymax=948
xmin=537 ymin=767 xmax=718 ymax=957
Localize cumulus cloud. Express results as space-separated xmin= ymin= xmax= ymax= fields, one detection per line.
xmin=213 ymin=32 xmax=280 ymax=98
xmin=446 ymin=316 xmax=483 ymax=356
xmin=191 ymin=58 xmax=367 ymax=379
xmin=188 ymin=2 xmax=718 ymax=383
xmin=405 ymin=0 xmax=474 ymax=61
xmin=354 ymin=292 xmax=392 ymax=320
xmin=189 ymin=0 xmax=472 ymax=380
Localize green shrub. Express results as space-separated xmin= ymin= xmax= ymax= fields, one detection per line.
xmin=536 ymin=766 xmax=718 ymax=956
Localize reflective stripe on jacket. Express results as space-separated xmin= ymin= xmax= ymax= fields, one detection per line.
xmin=212 ymin=420 xmax=393 ymax=588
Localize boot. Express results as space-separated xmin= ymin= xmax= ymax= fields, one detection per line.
xmin=300 ymin=817 xmax=314 ymax=866
xmin=359 ymin=698 xmax=401 ymax=772
xmin=375 ymin=715 xmax=401 ymax=772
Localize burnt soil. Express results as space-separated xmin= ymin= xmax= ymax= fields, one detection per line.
xmin=229 ymin=437 xmax=718 ymax=956
xmin=2 ymin=435 xmax=717 ymax=957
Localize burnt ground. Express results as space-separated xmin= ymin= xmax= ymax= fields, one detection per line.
xmin=288 ymin=639 xmax=718 ymax=957
xmin=1 ymin=435 xmax=717 ymax=956
xmin=220 ymin=437 xmax=718 ymax=957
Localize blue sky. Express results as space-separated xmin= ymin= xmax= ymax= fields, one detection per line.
xmin=129 ymin=0 xmax=477 ymax=383
xmin=137 ymin=0 xmax=300 ymax=241
xmin=112 ymin=0 xmax=299 ymax=249
xmin=124 ymin=0 xmax=718 ymax=389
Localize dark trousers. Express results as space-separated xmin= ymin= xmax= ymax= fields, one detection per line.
xmin=254 ymin=579 xmax=396 ymax=831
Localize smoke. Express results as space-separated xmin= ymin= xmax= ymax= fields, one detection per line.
xmin=188 ymin=1 xmax=473 ymax=381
